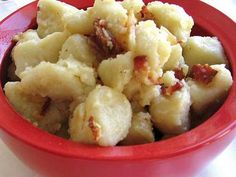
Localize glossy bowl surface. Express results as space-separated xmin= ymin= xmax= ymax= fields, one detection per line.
xmin=0 ymin=1 xmax=236 ymax=177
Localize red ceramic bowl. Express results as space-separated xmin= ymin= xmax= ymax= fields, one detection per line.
xmin=0 ymin=1 xmax=236 ymax=177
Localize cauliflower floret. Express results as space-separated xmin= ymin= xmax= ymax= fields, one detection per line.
xmin=138 ymin=84 xmax=161 ymax=106
xmin=37 ymin=0 xmax=78 ymax=38
xmin=135 ymin=20 xmax=171 ymax=70
xmin=12 ymin=31 xmax=69 ymax=77
xmin=150 ymin=81 xmax=191 ymax=134
xmin=162 ymin=71 xmax=179 ymax=87
xmin=57 ymin=56 xmax=97 ymax=87
xmin=69 ymin=86 xmax=132 ymax=146
xmin=64 ymin=10 xmax=93 ymax=35
xmin=124 ymin=78 xmax=161 ymax=107
xmin=123 ymin=10 xmax=137 ymax=51
xmin=163 ymin=44 xmax=183 ymax=71
xmin=187 ymin=64 xmax=233 ymax=113
xmin=147 ymin=1 xmax=194 ymax=42
xmin=59 ymin=34 xmax=98 ymax=67
xmin=19 ymin=57 xmax=96 ymax=101
xmin=121 ymin=112 xmax=154 ymax=145
xmin=88 ymin=0 xmax=128 ymax=46
xmin=98 ymin=52 xmax=133 ymax=92
xmin=4 ymin=82 xmax=67 ymax=133
xmin=159 ymin=26 xmax=178 ymax=45
xmin=123 ymin=78 xmax=142 ymax=100
xmin=183 ymin=36 xmax=228 ymax=68
xmin=121 ymin=0 xmax=144 ymax=15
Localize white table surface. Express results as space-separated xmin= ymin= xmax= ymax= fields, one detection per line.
xmin=0 ymin=1 xmax=236 ymax=177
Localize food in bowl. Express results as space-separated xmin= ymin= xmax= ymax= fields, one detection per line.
xmin=4 ymin=0 xmax=233 ymax=146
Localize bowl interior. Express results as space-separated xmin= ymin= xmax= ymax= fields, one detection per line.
xmin=0 ymin=0 xmax=236 ymax=160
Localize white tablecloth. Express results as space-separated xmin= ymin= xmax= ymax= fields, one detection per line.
xmin=0 ymin=1 xmax=236 ymax=177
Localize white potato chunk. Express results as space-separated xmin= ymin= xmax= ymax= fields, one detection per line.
xmin=13 ymin=30 xmax=40 ymax=44
xmin=135 ymin=20 xmax=171 ymax=70
xmin=37 ymin=0 xmax=78 ymax=38
xmin=187 ymin=64 xmax=233 ymax=113
xmin=98 ymin=52 xmax=133 ymax=92
xmin=147 ymin=1 xmax=194 ymax=42
xmin=64 ymin=10 xmax=93 ymax=35
xmin=121 ymin=112 xmax=154 ymax=145
xmin=121 ymin=0 xmax=144 ymax=14
xmin=183 ymin=36 xmax=228 ymax=68
xmin=19 ymin=58 xmax=96 ymax=101
xmin=88 ymin=0 xmax=128 ymax=45
xmin=69 ymin=86 xmax=132 ymax=146
xmin=59 ymin=34 xmax=97 ymax=67
xmin=163 ymin=44 xmax=183 ymax=71
xmin=12 ymin=31 xmax=69 ymax=77
xmin=150 ymin=81 xmax=191 ymax=134
xmin=4 ymin=82 xmax=67 ymax=133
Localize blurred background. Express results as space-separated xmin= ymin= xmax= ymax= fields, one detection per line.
xmin=0 ymin=0 xmax=236 ymax=177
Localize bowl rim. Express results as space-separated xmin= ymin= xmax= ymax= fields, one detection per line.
xmin=0 ymin=0 xmax=236 ymax=160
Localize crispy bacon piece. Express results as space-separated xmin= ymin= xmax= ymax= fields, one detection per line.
xmin=174 ymin=68 xmax=185 ymax=80
xmin=40 ymin=97 xmax=51 ymax=116
xmin=140 ymin=5 xmax=154 ymax=21
xmin=134 ymin=56 xmax=161 ymax=85
xmin=134 ymin=55 xmax=149 ymax=71
xmin=161 ymin=82 xmax=184 ymax=96
xmin=88 ymin=116 xmax=101 ymax=142
xmin=190 ymin=64 xmax=218 ymax=84
xmin=93 ymin=19 xmax=123 ymax=57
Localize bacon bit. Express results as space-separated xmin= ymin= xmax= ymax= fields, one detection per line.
xmin=190 ymin=64 xmax=218 ymax=84
xmin=40 ymin=97 xmax=51 ymax=116
xmin=93 ymin=19 xmax=123 ymax=57
xmin=134 ymin=56 xmax=161 ymax=85
xmin=161 ymin=82 xmax=184 ymax=96
xmin=134 ymin=55 xmax=149 ymax=83
xmin=140 ymin=5 xmax=154 ymax=21
xmin=174 ymin=68 xmax=185 ymax=80
xmin=134 ymin=55 xmax=149 ymax=71
xmin=88 ymin=116 xmax=101 ymax=142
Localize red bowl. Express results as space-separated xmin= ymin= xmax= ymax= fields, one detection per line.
xmin=0 ymin=1 xmax=236 ymax=177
